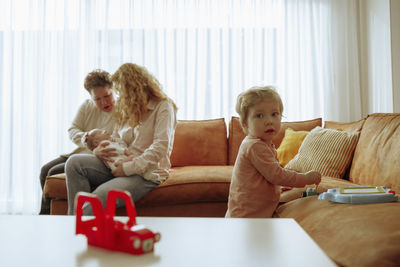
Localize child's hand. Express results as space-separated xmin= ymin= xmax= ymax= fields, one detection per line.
xmin=93 ymin=142 xmax=117 ymax=167
xmin=306 ymin=170 xmax=321 ymax=185
xmin=124 ymin=149 xmax=133 ymax=157
xmin=94 ymin=142 xmax=117 ymax=162
xmin=112 ymin=161 xmax=126 ymax=177
xmin=121 ymin=150 xmax=135 ymax=163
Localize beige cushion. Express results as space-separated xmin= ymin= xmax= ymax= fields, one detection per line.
xmin=285 ymin=127 xmax=359 ymax=178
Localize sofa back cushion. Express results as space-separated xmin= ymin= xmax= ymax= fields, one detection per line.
xmin=324 ymin=119 xmax=365 ymax=132
xmin=228 ymin=116 xmax=322 ymax=165
xmin=349 ymin=113 xmax=400 ymax=192
xmin=170 ymin=118 xmax=228 ymax=167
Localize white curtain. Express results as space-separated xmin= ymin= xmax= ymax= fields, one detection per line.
xmin=0 ymin=0 xmax=364 ymax=214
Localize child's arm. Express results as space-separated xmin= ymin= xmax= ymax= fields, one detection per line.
xmin=249 ymin=142 xmax=320 ymax=187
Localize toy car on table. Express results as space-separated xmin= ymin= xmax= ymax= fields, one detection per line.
xmin=318 ymin=186 xmax=397 ymax=204
xmin=75 ymin=189 xmax=161 ymax=255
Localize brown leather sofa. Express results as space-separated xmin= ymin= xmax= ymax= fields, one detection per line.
xmin=44 ymin=117 xmax=322 ymax=216
xmin=275 ymin=113 xmax=400 ymax=267
xmin=43 ymin=114 xmax=400 ymax=266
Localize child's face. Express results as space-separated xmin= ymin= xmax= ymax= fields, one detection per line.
xmin=93 ymin=130 xmax=111 ymax=144
xmin=244 ymin=98 xmax=281 ymax=143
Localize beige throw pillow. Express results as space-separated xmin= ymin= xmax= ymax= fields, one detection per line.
xmin=284 ymin=127 xmax=360 ymax=178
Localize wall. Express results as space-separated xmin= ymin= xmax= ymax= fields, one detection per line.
xmin=359 ymin=0 xmax=393 ymax=116
xmin=390 ymin=0 xmax=400 ymax=112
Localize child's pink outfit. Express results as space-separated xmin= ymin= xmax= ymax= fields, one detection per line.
xmin=226 ymin=136 xmax=312 ymax=218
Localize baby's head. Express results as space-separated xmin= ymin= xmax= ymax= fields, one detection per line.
xmin=83 ymin=129 xmax=111 ymax=150
xmin=236 ymin=86 xmax=283 ymax=141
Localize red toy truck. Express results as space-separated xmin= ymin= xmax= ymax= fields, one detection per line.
xmin=75 ymin=189 xmax=161 ymax=255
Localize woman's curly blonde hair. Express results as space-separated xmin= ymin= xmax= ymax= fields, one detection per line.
xmin=111 ymin=63 xmax=177 ymax=127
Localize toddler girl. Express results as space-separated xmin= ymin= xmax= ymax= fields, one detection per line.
xmin=226 ymin=86 xmax=321 ymax=218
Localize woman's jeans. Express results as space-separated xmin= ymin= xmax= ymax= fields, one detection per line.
xmin=65 ymin=154 xmax=159 ymax=215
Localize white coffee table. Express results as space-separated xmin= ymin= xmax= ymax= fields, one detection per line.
xmin=0 ymin=215 xmax=335 ymax=267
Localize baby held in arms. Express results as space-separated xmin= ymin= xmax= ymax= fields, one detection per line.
xmin=84 ymin=129 xmax=160 ymax=181
xmin=225 ymin=86 xmax=321 ymax=218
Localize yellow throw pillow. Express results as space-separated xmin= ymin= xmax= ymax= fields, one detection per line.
xmin=277 ymin=128 xmax=309 ymax=167
xmin=284 ymin=127 xmax=360 ymax=178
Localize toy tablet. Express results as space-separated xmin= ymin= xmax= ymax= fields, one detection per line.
xmin=318 ymin=186 xmax=398 ymax=204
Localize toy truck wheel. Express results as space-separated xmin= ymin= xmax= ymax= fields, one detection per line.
xmin=133 ymin=238 xmax=141 ymax=249
xmin=142 ymin=239 xmax=154 ymax=252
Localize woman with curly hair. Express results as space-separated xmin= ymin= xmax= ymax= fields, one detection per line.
xmin=39 ymin=69 xmax=116 ymax=215
xmin=65 ymin=63 xmax=177 ymax=215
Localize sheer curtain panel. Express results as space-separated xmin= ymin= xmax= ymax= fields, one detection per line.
xmin=1 ymin=0 xmax=364 ymax=214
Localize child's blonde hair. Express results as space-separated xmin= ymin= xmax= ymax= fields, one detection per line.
xmin=83 ymin=129 xmax=102 ymax=151
xmin=236 ymin=86 xmax=283 ymax=134
xmin=111 ymin=63 xmax=177 ymax=127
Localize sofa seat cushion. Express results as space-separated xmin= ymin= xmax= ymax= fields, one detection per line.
xmin=279 ymin=176 xmax=359 ymax=203
xmin=137 ymin=166 xmax=232 ymax=206
xmin=45 ymin=166 xmax=233 ymax=206
xmin=275 ymin=197 xmax=400 ymax=267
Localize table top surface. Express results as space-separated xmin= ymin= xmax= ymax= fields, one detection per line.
xmin=0 ymin=215 xmax=335 ymax=267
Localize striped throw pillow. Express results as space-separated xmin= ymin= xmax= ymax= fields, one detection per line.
xmin=284 ymin=127 xmax=360 ymax=178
